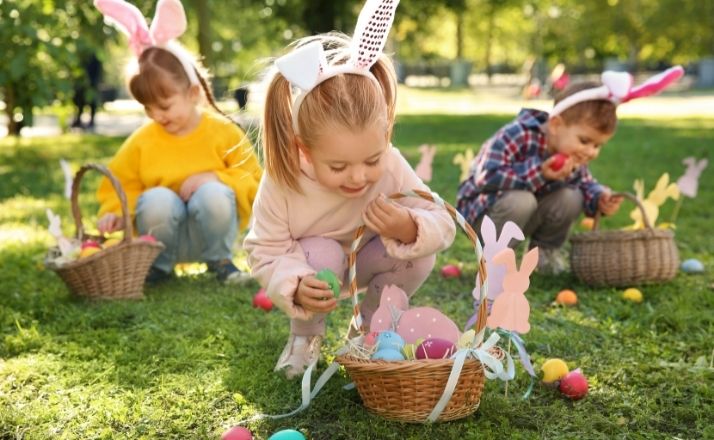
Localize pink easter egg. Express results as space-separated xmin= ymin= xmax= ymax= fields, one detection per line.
xmin=396 ymin=306 xmax=460 ymax=344
xmin=222 ymin=426 xmax=253 ymax=440
xmin=415 ymin=338 xmax=457 ymax=359
xmin=252 ymin=288 xmax=273 ymax=312
xmin=440 ymin=264 xmax=461 ymax=278
xmin=363 ymin=331 xmax=379 ymax=347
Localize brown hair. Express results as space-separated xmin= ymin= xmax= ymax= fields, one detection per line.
xmin=128 ymin=47 xmax=228 ymax=120
xmin=554 ymin=81 xmax=617 ymax=134
xmin=263 ymin=34 xmax=397 ymax=193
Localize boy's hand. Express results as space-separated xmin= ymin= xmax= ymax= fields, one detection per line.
xmin=542 ymin=155 xmax=576 ymax=181
xmin=97 ymin=213 xmax=124 ymax=234
xmin=179 ymin=172 xmax=219 ymax=201
xmin=363 ymin=194 xmax=418 ymax=244
xmin=295 ymin=275 xmax=338 ymax=313
xmin=598 ymin=192 xmax=624 ymax=216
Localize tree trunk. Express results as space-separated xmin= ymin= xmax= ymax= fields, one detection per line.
xmin=456 ymin=12 xmax=464 ymax=60
xmin=484 ymin=3 xmax=496 ymax=83
xmin=3 ymin=86 xmax=20 ymax=137
xmin=195 ymin=0 xmax=211 ymax=69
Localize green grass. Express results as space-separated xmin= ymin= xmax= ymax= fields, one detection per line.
xmin=1 ymin=115 xmax=713 ymax=439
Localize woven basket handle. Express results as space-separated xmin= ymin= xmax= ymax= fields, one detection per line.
xmin=345 ymin=189 xmax=489 ymax=338
xmin=592 ymin=192 xmax=653 ymax=231
xmin=71 ymin=163 xmax=133 ymax=244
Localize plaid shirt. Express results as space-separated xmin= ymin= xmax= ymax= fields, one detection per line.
xmin=456 ymin=109 xmax=604 ymax=225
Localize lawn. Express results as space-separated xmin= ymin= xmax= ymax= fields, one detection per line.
xmin=0 ymin=114 xmax=712 ymax=439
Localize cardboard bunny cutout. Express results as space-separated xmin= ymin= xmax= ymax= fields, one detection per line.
xmin=629 ymin=173 xmax=680 ymax=229
xmin=415 ymin=144 xmax=436 ymax=182
xmin=486 ymin=247 xmax=538 ymax=334
xmin=453 ymin=148 xmax=475 ymax=183
xmin=275 ymin=0 xmax=399 ymax=133
xmin=94 ymin=0 xmax=198 ymax=85
xmin=60 ymin=159 xmax=73 ymax=200
xmin=46 ymin=209 xmax=78 ymax=258
xmin=551 ymin=66 xmax=684 ymax=117
xmin=370 ymin=285 xmax=460 ymax=344
xmin=677 ymin=157 xmax=708 ymax=198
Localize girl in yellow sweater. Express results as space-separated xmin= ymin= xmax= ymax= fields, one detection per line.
xmin=94 ymin=0 xmax=262 ymax=284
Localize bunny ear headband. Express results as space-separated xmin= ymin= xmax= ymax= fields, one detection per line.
xmin=94 ymin=0 xmax=199 ymax=85
xmin=550 ymin=65 xmax=684 ymax=117
xmin=275 ymin=0 xmax=400 ymax=133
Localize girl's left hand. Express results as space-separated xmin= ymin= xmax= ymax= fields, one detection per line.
xmin=363 ymin=194 xmax=418 ymax=244
xmin=179 ymin=172 xmax=219 ymax=201
xmin=598 ymin=192 xmax=624 ymax=216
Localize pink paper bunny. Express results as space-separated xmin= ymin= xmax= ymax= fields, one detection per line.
xmin=414 ymin=144 xmax=436 ymax=182
xmin=677 ymin=157 xmax=708 ymax=198
xmin=370 ymin=284 xmax=460 ymax=344
xmin=477 ymin=215 xmax=525 ymax=301
xmin=486 ymin=247 xmax=538 ymax=334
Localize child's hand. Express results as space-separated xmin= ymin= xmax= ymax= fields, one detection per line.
xmin=542 ymin=155 xmax=576 ymax=181
xmin=363 ymin=194 xmax=418 ymax=244
xmin=295 ymin=275 xmax=338 ymax=313
xmin=598 ymin=192 xmax=624 ymax=216
xmin=97 ymin=213 xmax=123 ymax=234
xmin=179 ymin=172 xmax=219 ymax=201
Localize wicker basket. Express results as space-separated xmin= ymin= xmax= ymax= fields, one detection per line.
xmin=570 ymin=192 xmax=679 ymax=287
xmin=335 ymin=190 xmax=494 ymax=423
xmin=45 ymin=163 xmax=164 ymax=299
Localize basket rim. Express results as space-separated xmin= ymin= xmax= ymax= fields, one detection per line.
xmin=571 ymin=227 xmax=675 ymax=243
xmin=45 ymin=240 xmax=164 ymax=271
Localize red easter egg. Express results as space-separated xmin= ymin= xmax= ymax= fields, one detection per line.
xmin=139 ymin=234 xmax=158 ymax=243
xmin=559 ymin=369 xmax=589 ymax=400
xmin=363 ymin=331 xmax=379 ymax=347
xmin=221 ymin=426 xmax=253 ymax=440
xmin=252 ymin=288 xmax=273 ymax=311
xmin=550 ymin=153 xmax=569 ymax=171
xmin=440 ymin=264 xmax=461 ymax=278
xmin=415 ymin=338 xmax=457 ymax=359
xmin=81 ymin=240 xmax=101 ymax=250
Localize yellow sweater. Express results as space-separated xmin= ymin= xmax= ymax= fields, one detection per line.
xmin=97 ymin=111 xmax=262 ymax=231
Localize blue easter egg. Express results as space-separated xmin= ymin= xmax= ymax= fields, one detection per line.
xmin=268 ymin=429 xmax=305 ymax=440
xmin=371 ymin=348 xmax=406 ymax=361
xmin=375 ymin=331 xmax=405 ymax=351
xmin=681 ymin=258 xmax=704 ymax=274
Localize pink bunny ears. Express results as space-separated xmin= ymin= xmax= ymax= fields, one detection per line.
xmin=550 ymin=66 xmax=684 ymax=117
xmin=275 ymin=0 xmax=400 ymax=133
xmin=94 ymin=0 xmax=199 ymax=85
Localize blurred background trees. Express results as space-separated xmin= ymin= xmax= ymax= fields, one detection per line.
xmin=2 ymin=0 xmax=713 ymax=135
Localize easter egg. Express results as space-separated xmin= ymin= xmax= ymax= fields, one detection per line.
xmin=103 ymin=238 xmax=122 ymax=248
xmin=681 ymin=258 xmax=704 ymax=274
xmin=363 ymin=331 xmax=379 ymax=347
xmin=555 ymin=289 xmax=578 ymax=306
xmin=559 ymin=369 xmax=589 ymax=400
xmin=440 ymin=264 xmax=461 ymax=278
xmin=221 ymin=426 xmax=253 ymax=440
xmin=550 ymin=153 xmax=569 ymax=171
xmin=252 ymin=288 xmax=273 ymax=311
xmin=268 ymin=429 xmax=306 ymax=440
xmin=79 ymin=246 xmax=102 ymax=259
xmin=371 ymin=348 xmax=405 ymax=361
xmin=138 ymin=234 xmax=157 ymax=243
xmin=580 ymin=217 xmax=595 ymax=230
xmin=315 ymin=269 xmax=340 ymax=297
xmin=81 ymin=240 xmax=101 ymax=250
xmin=402 ymin=343 xmax=417 ymax=360
xmin=622 ymin=288 xmax=643 ymax=303
xmin=541 ymin=358 xmax=569 ymax=384
xmin=375 ymin=331 xmax=404 ymax=351
xmin=415 ymin=338 xmax=457 ymax=360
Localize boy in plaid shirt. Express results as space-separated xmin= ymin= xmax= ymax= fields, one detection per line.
xmin=456 ymin=81 xmax=624 ymax=274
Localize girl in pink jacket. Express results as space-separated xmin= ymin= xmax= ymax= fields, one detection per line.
xmin=243 ymin=1 xmax=455 ymax=379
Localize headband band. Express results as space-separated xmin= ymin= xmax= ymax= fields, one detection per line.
xmin=94 ymin=0 xmax=199 ymax=86
xmin=275 ymin=0 xmax=400 ymax=134
xmin=550 ymin=66 xmax=684 ymax=117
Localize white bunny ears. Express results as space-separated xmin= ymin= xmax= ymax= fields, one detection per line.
xmin=94 ymin=0 xmax=199 ymax=85
xmin=550 ymin=65 xmax=684 ymax=117
xmin=275 ymin=0 xmax=400 ymax=133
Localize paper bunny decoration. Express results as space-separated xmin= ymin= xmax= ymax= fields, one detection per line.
xmin=60 ymin=159 xmax=73 ymax=199
xmin=486 ymin=247 xmax=538 ymax=334
xmin=629 ymin=173 xmax=680 ymax=229
xmin=551 ymin=66 xmax=684 ymax=117
xmin=677 ymin=157 xmax=708 ymax=198
xmin=453 ymin=148 xmax=475 ymax=183
xmin=94 ymin=0 xmax=198 ymax=85
xmin=370 ymin=285 xmax=460 ymax=344
xmin=415 ymin=144 xmax=436 ymax=182
xmin=275 ymin=0 xmax=399 ymax=133
xmin=46 ymin=209 xmax=77 ymax=258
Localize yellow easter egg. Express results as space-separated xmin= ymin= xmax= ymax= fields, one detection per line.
xmin=541 ymin=358 xmax=569 ymax=383
xmin=79 ymin=246 xmax=102 ymax=259
xmin=622 ymin=288 xmax=643 ymax=303
xmin=103 ymin=238 xmax=121 ymax=248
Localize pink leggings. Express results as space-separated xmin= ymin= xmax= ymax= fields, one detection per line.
xmin=291 ymin=236 xmax=435 ymax=336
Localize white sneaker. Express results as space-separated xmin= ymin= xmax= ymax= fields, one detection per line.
xmin=274 ymin=334 xmax=323 ymax=379
xmin=537 ymin=247 xmax=569 ymax=275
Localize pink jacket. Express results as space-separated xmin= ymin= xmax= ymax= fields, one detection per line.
xmin=243 ymin=146 xmax=456 ymax=320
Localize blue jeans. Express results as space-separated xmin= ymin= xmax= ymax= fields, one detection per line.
xmin=135 ymin=182 xmax=238 ymax=272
